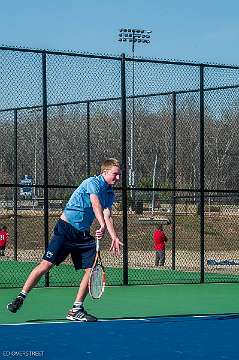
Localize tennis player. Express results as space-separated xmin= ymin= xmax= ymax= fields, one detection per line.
xmin=7 ymin=158 xmax=123 ymax=322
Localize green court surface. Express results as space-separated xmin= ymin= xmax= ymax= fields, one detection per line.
xmin=1 ymin=283 xmax=239 ymax=324
xmin=1 ymin=260 xmax=239 ymax=288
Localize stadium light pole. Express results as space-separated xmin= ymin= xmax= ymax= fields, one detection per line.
xmin=118 ymin=28 xmax=152 ymax=201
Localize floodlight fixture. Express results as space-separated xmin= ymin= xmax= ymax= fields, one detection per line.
xmin=118 ymin=28 xmax=152 ymax=51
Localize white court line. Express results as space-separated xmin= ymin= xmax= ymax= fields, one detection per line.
xmin=0 ymin=318 xmax=154 ymax=326
xmin=0 ymin=315 xmax=219 ymax=326
xmin=0 ymin=321 xmax=68 ymax=326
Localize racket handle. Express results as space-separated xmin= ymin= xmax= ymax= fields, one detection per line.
xmin=96 ymin=239 xmax=100 ymax=252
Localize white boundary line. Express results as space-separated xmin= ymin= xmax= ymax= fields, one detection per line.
xmin=0 ymin=318 xmax=150 ymax=326
xmin=0 ymin=321 xmax=68 ymax=326
xmin=0 ymin=315 xmax=220 ymax=326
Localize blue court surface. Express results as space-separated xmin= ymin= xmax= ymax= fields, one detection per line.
xmin=0 ymin=314 xmax=238 ymax=360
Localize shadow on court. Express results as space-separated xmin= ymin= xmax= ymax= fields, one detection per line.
xmin=23 ymin=312 xmax=239 ymax=323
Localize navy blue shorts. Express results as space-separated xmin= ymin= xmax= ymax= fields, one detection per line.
xmin=42 ymin=219 xmax=96 ymax=270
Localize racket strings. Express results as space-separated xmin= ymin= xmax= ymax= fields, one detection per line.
xmin=89 ymin=264 xmax=105 ymax=299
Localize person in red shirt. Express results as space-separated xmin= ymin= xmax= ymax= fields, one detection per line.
xmin=0 ymin=225 xmax=9 ymax=256
xmin=153 ymin=224 xmax=168 ymax=267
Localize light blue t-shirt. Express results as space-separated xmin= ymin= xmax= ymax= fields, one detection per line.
xmin=63 ymin=175 xmax=115 ymax=231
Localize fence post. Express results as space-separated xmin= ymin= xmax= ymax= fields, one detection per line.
xmin=171 ymin=92 xmax=176 ymax=270
xmin=13 ymin=109 xmax=18 ymax=261
xmin=42 ymin=51 xmax=49 ymax=287
xmin=121 ymin=53 xmax=128 ymax=285
xmin=86 ymin=101 xmax=91 ymax=177
xmin=199 ymin=65 xmax=205 ymax=283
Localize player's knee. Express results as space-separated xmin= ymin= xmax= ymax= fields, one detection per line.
xmin=38 ymin=260 xmax=54 ymax=273
xmin=84 ymin=268 xmax=91 ymax=275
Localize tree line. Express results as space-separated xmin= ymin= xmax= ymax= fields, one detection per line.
xmin=0 ymin=96 xmax=238 ymax=201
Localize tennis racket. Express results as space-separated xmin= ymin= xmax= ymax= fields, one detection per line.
xmin=88 ymin=238 xmax=106 ymax=299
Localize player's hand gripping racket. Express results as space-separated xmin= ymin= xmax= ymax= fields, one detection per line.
xmin=88 ymin=238 xmax=106 ymax=299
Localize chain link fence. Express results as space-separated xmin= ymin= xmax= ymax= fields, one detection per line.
xmin=0 ymin=46 xmax=239 ymax=288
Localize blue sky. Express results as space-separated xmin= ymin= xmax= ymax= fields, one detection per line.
xmin=1 ymin=0 xmax=239 ymax=65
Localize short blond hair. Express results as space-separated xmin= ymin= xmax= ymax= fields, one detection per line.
xmin=101 ymin=158 xmax=120 ymax=173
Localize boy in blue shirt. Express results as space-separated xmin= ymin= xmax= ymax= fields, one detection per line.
xmin=7 ymin=158 xmax=122 ymax=322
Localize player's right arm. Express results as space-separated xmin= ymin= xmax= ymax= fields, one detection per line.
xmin=90 ymin=194 xmax=106 ymax=239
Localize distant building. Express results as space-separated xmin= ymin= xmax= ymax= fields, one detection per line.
xmin=20 ymin=175 xmax=33 ymax=199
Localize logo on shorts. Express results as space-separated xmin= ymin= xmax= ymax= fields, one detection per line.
xmin=46 ymin=251 xmax=53 ymax=258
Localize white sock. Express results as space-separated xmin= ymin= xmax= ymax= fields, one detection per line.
xmin=18 ymin=291 xmax=28 ymax=299
xmin=73 ymin=301 xmax=83 ymax=310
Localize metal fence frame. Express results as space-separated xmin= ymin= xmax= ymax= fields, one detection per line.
xmin=0 ymin=46 xmax=239 ymax=287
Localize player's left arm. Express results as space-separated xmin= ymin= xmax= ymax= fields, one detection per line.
xmin=103 ymin=208 xmax=123 ymax=255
